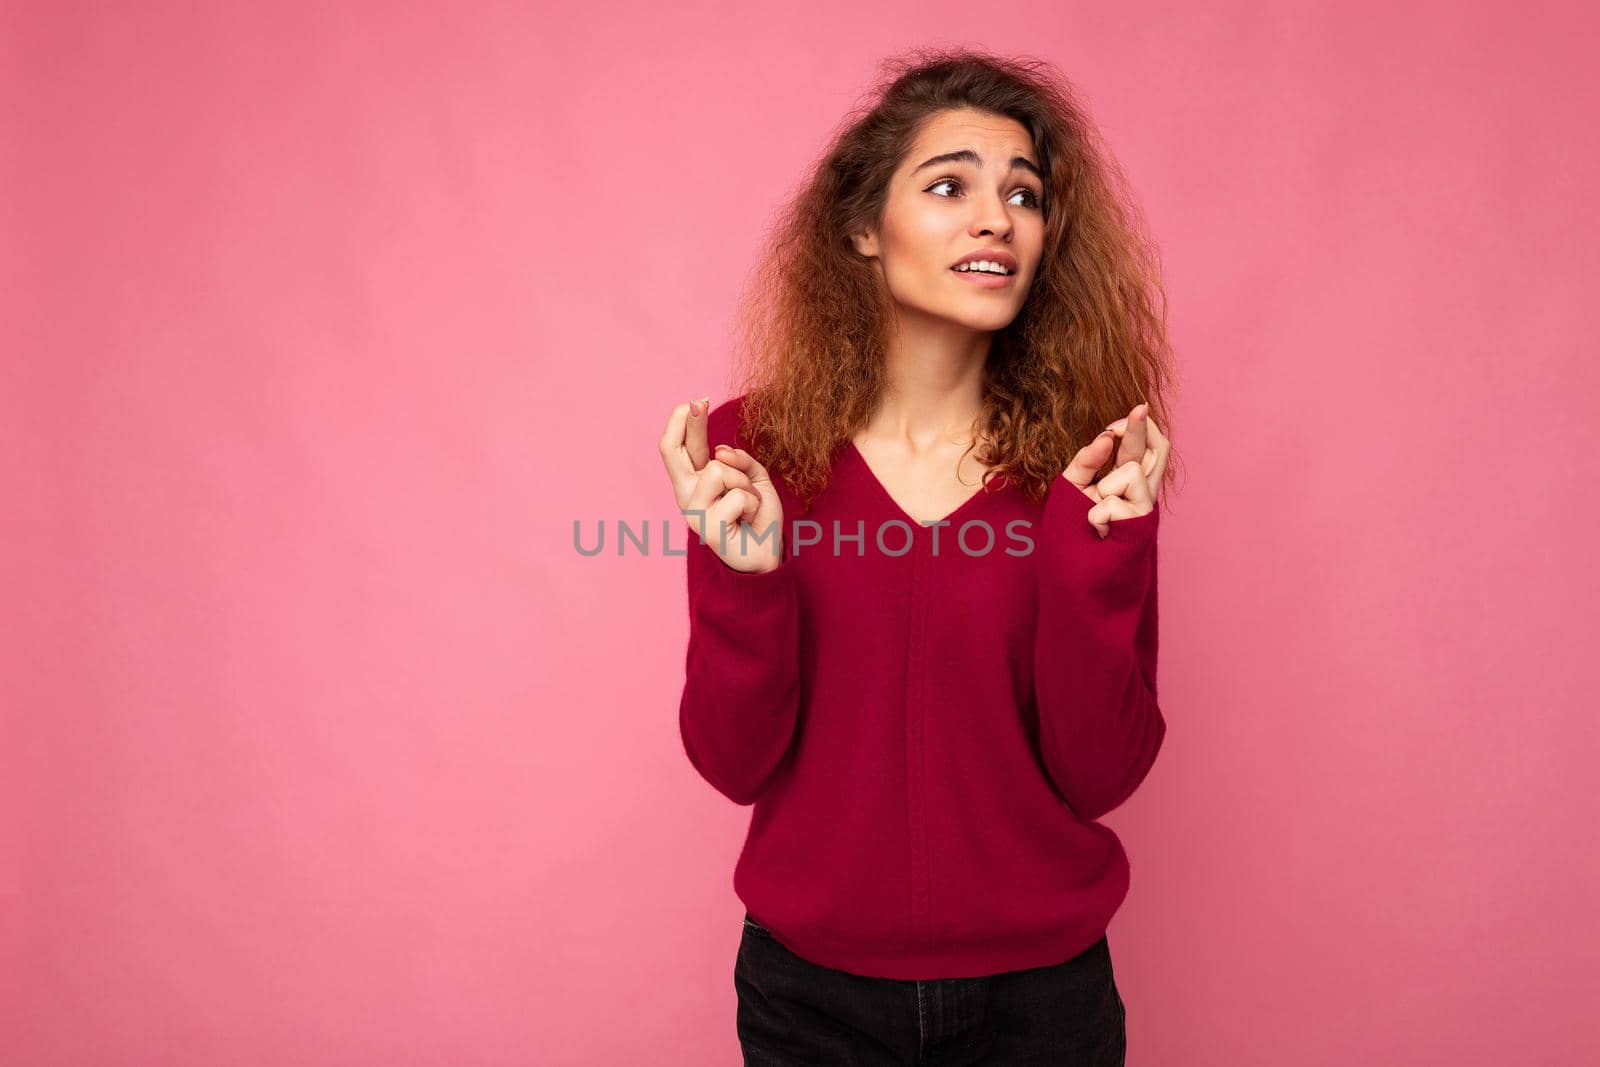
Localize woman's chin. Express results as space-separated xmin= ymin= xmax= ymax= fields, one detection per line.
xmin=887 ymin=292 xmax=1024 ymax=333
xmin=940 ymin=306 xmax=1022 ymax=333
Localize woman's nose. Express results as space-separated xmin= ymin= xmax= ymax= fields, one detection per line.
xmin=970 ymin=197 xmax=1013 ymax=237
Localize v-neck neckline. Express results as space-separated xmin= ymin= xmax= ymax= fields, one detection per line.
xmin=845 ymin=439 xmax=1007 ymax=528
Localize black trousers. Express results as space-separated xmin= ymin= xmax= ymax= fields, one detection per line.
xmin=735 ymin=913 xmax=1127 ymax=1065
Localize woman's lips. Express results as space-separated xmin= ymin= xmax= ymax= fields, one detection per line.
xmin=950 ymin=267 xmax=1015 ymax=289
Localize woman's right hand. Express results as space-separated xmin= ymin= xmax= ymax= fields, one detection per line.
xmin=659 ymin=396 xmax=785 ymax=574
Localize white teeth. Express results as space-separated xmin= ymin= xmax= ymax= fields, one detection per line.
xmin=954 ymin=260 xmax=1011 ymax=275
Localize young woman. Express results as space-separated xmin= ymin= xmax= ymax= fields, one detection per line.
xmin=658 ymin=48 xmax=1179 ymax=1063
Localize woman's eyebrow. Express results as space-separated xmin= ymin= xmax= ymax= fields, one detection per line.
xmin=912 ymin=149 xmax=1041 ymax=181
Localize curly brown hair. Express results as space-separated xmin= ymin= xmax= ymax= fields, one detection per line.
xmin=720 ymin=46 xmax=1182 ymax=510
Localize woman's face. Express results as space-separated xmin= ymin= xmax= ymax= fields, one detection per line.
xmin=851 ymin=108 xmax=1045 ymax=333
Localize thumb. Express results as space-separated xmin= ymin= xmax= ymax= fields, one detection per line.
xmin=1064 ymin=429 xmax=1118 ymax=490
xmin=713 ymin=444 xmax=774 ymax=485
xmin=715 ymin=444 xmax=782 ymax=533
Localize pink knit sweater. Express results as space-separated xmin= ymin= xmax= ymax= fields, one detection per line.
xmin=678 ymin=395 xmax=1165 ymax=980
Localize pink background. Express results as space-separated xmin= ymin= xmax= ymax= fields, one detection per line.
xmin=3 ymin=2 xmax=1596 ymax=1063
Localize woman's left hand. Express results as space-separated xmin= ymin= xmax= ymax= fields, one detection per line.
xmin=1062 ymin=402 xmax=1170 ymax=538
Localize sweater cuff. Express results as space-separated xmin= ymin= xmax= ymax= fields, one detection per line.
xmin=1037 ymin=474 xmax=1159 ymax=605
xmin=1101 ymin=498 xmax=1160 ymax=548
xmin=693 ymin=541 xmax=796 ymax=614
xmin=1040 ymin=474 xmax=1160 ymax=546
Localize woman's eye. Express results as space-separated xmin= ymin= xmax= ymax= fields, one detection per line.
xmin=926 ymin=178 xmax=1041 ymax=210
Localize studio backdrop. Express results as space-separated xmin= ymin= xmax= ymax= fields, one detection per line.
xmin=2 ymin=2 xmax=1595 ymax=1064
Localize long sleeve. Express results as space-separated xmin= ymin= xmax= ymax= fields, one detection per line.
xmin=678 ymin=524 xmax=802 ymax=806
xmin=1032 ymin=475 xmax=1166 ymax=821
